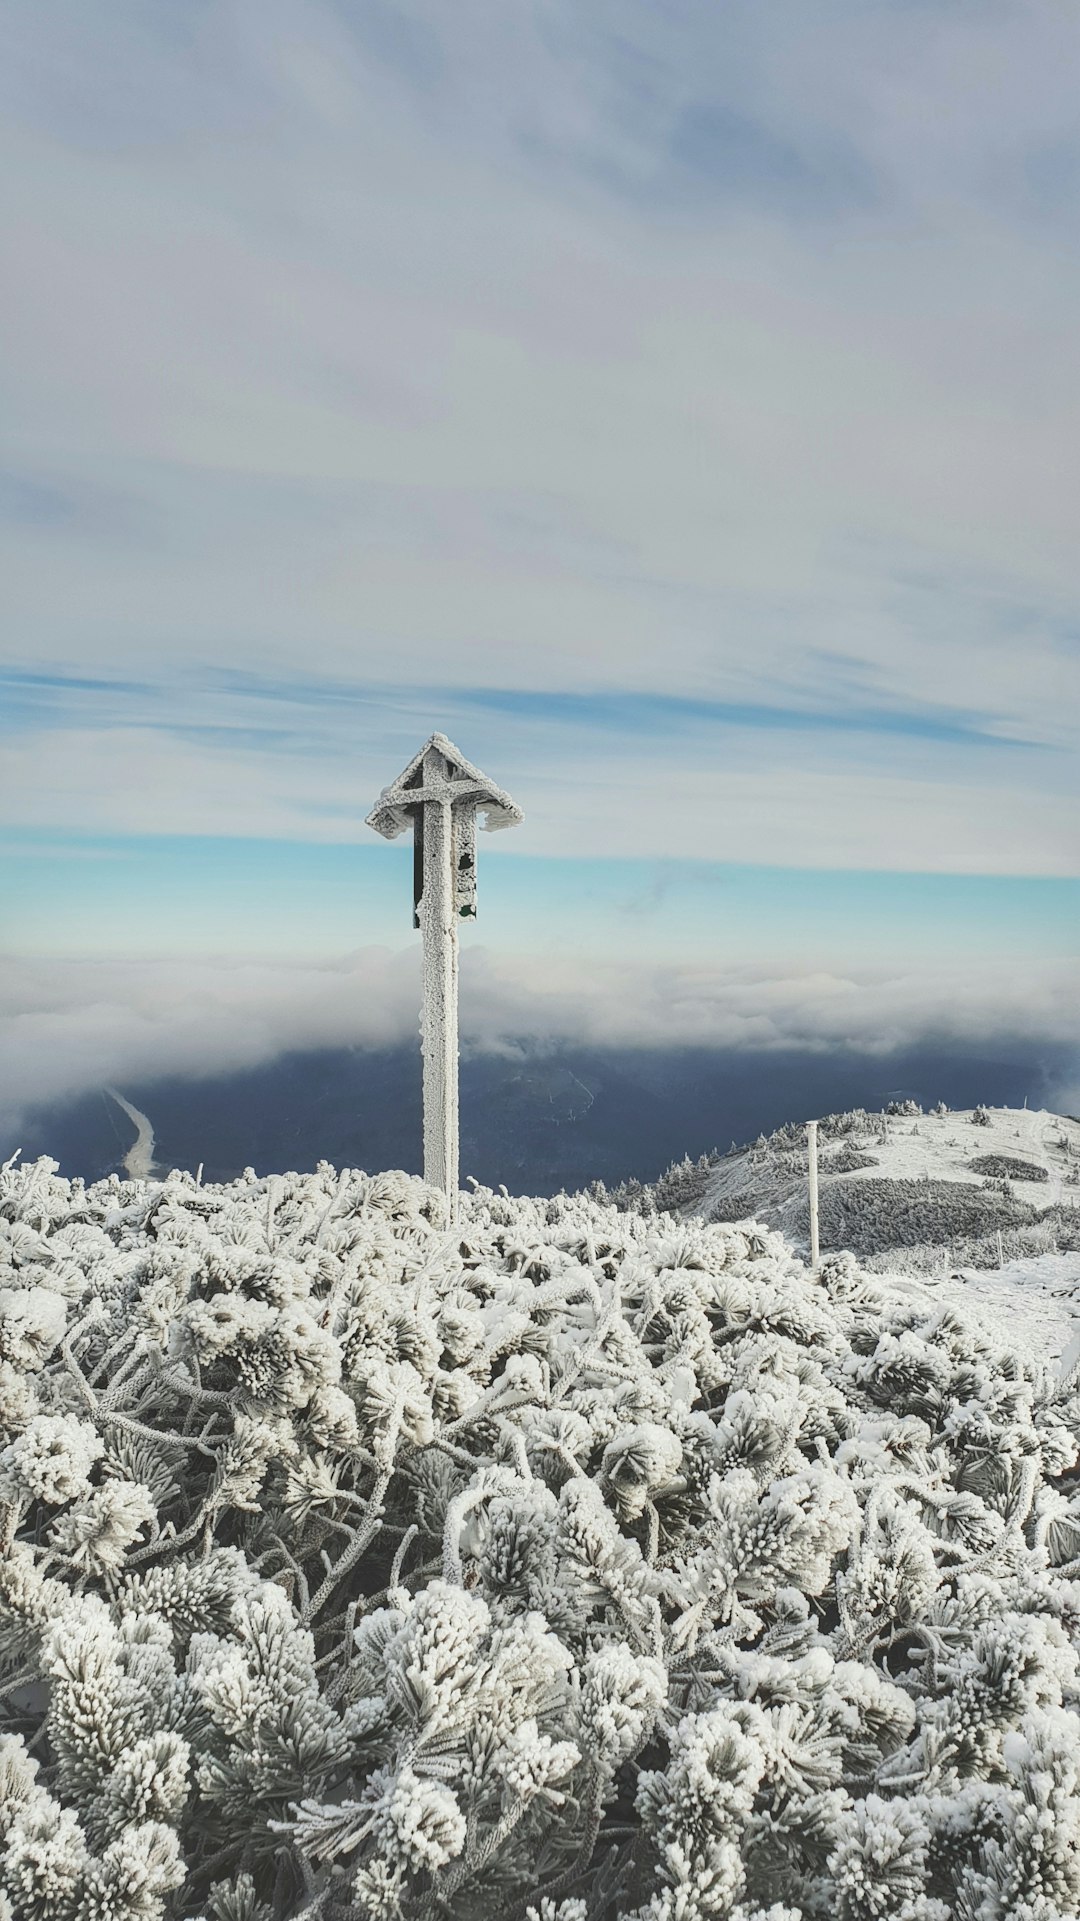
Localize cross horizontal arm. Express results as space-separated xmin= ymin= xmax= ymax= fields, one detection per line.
xmin=385 ymin=778 xmax=504 ymax=810
xmin=367 ymin=780 xmax=522 ymax=840
xmin=365 ymin=732 xmax=522 ymax=841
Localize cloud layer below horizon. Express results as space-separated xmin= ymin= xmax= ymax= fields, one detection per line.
xmin=2 ymin=947 xmax=1077 ymax=1142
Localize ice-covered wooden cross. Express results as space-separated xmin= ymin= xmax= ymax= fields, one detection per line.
xmin=366 ymin=734 xmax=522 ymax=1221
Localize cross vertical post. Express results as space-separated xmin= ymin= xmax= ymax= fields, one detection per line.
xmin=807 ymin=1119 xmax=820 ymax=1273
xmin=419 ymin=746 xmax=458 ymax=1210
xmin=366 ymin=733 xmax=522 ymax=1225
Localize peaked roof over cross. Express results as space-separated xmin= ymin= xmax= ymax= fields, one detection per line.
xmin=365 ymin=733 xmax=523 ymax=840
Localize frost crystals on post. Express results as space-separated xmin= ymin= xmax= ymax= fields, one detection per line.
xmin=366 ymin=734 xmax=522 ymax=1224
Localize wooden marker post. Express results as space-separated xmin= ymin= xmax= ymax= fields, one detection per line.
xmin=807 ymin=1119 xmax=820 ymax=1273
xmin=366 ymin=734 xmax=522 ymax=1224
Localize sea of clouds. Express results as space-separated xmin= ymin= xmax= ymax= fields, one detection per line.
xmin=2 ymin=947 xmax=1077 ymax=1138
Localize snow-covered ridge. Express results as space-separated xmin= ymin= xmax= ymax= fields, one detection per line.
xmin=4 ymin=1153 xmax=1080 ymax=1918
xmin=609 ymin=1104 xmax=1080 ymax=1271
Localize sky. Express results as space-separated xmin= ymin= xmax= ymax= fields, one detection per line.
xmin=1 ymin=0 xmax=1078 ymax=1130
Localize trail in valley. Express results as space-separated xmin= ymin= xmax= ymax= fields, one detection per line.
xmin=104 ymin=1087 xmax=157 ymax=1181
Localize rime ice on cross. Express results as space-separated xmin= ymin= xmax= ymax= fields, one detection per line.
xmin=366 ymin=734 xmax=522 ymax=1224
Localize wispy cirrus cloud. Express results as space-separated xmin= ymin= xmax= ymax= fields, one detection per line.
xmin=0 ymin=696 xmax=1075 ymax=874
xmin=1 ymin=1 xmax=1078 ymax=758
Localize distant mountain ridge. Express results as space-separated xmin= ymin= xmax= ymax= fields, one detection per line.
xmin=3 ymin=1041 xmax=1054 ymax=1198
xmin=603 ymin=1103 xmax=1080 ymax=1273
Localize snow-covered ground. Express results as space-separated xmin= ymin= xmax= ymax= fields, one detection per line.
xmin=736 ymin=1107 xmax=1080 ymax=1367
xmin=890 ymin=1249 xmax=1080 ymax=1372
xmin=674 ymin=1104 xmax=1080 ymax=1268
xmin=611 ymin=1106 xmax=1080 ymax=1360
xmin=700 ymin=1104 xmax=1080 ymax=1225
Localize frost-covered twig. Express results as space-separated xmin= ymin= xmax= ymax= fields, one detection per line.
xmin=302 ymin=1470 xmax=391 ymax=1626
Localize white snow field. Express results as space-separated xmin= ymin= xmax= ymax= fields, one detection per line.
xmin=916 ymin=1252 xmax=1080 ymax=1378
xmin=613 ymin=1104 xmax=1080 ymax=1271
xmin=5 ymin=1145 xmax=1080 ymax=1920
xmin=706 ymin=1103 xmax=1078 ymax=1241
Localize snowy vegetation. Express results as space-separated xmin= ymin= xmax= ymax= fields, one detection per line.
xmin=4 ymin=1152 xmax=1080 ymax=1919
xmin=969 ymin=1159 xmax=1050 ymax=1186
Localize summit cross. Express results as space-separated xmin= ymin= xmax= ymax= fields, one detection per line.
xmin=366 ymin=734 xmax=522 ymax=1223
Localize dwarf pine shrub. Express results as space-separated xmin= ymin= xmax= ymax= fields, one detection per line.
xmin=1 ymin=1156 xmax=1080 ymax=1919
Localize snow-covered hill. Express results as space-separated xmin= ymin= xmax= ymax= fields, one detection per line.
xmin=603 ymin=1105 xmax=1080 ymax=1368
xmin=614 ymin=1104 xmax=1080 ymax=1267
